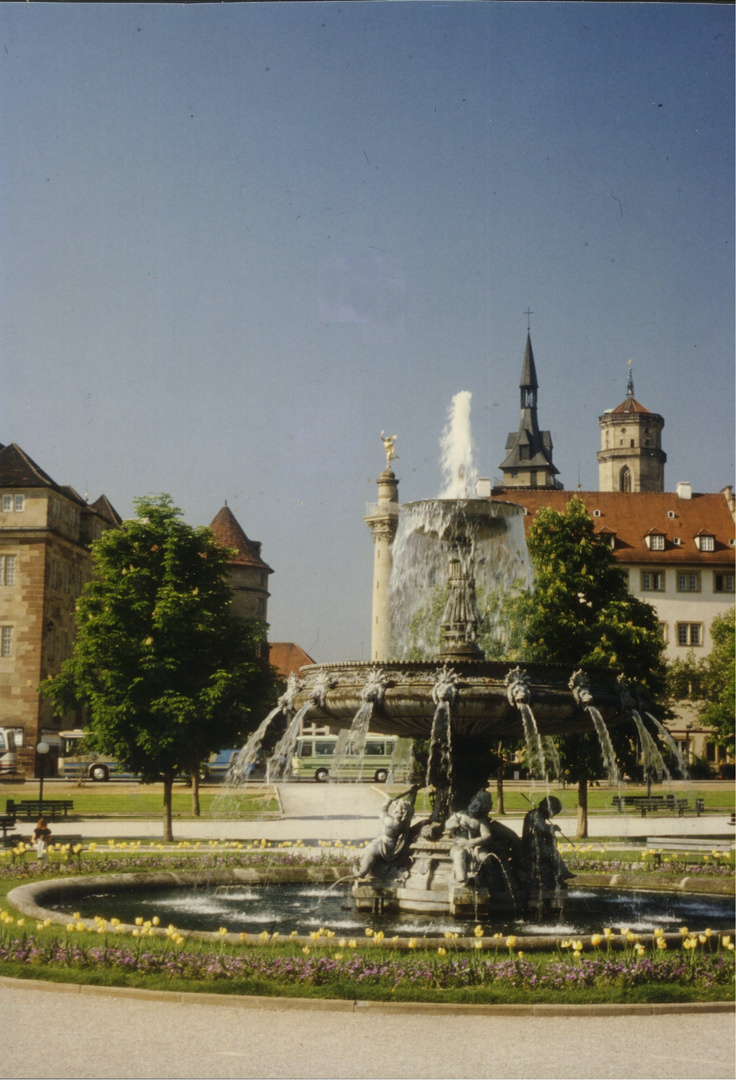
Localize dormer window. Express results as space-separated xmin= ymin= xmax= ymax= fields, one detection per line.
xmin=695 ymin=533 xmax=715 ymax=552
xmin=646 ymin=532 xmax=666 ymax=551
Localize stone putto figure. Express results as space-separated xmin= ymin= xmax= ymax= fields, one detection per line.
xmin=521 ymin=795 xmax=574 ymax=890
xmin=444 ymin=790 xmax=525 ymax=892
xmin=356 ymin=785 xmax=418 ymax=879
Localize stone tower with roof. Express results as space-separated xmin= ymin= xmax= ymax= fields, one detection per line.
xmin=208 ymin=504 xmax=272 ymax=624
xmin=597 ymin=363 xmax=666 ymax=492
xmin=497 ymin=333 xmax=562 ymax=490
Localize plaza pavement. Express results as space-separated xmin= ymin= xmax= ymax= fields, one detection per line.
xmin=1 ymin=980 xmax=734 ymax=1079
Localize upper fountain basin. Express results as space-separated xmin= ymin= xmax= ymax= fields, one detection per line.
xmin=291 ymin=661 xmax=627 ymax=741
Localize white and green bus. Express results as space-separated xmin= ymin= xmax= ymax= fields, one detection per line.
xmin=291 ymin=734 xmax=412 ymax=783
xmin=58 ymin=730 xmax=136 ymax=781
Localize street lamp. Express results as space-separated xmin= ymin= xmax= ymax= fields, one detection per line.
xmin=36 ymin=741 xmax=49 ymax=809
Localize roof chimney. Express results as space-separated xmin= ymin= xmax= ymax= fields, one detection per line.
xmin=676 ymin=481 xmax=692 ymax=500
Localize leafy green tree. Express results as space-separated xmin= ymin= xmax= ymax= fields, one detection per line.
xmin=42 ymin=494 xmax=277 ymax=840
xmin=666 ymin=609 xmax=735 ymax=758
xmin=700 ymin=610 xmax=735 ymax=755
xmin=516 ymin=498 xmax=666 ymax=836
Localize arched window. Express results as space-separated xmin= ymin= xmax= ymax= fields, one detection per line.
xmin=619 ymin=466 xmax=631 ymax=492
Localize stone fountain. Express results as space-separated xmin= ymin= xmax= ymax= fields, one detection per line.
xmin=235 ymin=394 xmax=647 ymax=919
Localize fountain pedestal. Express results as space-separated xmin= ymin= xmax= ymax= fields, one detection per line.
xmin=353 ymin=835 xmax=564 ymax=917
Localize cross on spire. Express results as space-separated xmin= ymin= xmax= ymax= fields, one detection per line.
xmin=523 ymin=308 xmax=534 ymax=332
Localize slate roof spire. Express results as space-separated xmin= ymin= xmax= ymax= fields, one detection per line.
xmin=497 ymin=332 xmax=561 ymax=490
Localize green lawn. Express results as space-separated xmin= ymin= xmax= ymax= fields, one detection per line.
xmin=2 ymin=784 xmax=279 ymax=817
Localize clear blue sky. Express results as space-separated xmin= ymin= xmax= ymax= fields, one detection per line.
xmin=1 ymin=3 xmax=733 ymax=662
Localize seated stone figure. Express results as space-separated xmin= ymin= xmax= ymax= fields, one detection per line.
xmin=521 ymin=795 xmax=574 ymax=890
xmin=356 ymin=785 xmax=418 ymax=880
xmin=444 ymin=790 xmax=524 ymax=893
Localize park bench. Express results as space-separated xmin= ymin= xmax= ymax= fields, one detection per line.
xmin=611 ymin=795 xmax=700 ymax=817
xmin=5 ymin=798 xmax=74 ymax=820
xmin=0 ymin=812 xmax=16 ymax=839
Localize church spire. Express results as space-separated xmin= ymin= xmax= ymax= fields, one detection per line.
xmin=626 ymin=358 xmax=634 ymax=399
xmin=520 ymin=332 xmax=538 ymax=410
xmin=497 ymin=330 xmax=561 ymax=491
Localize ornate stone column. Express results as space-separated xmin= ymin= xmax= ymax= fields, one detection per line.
xmin=364 ymin=468 xmax=399 ymax=661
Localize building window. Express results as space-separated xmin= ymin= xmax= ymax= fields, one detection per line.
xmin=714 ymin=573 xmax=735 ymax=593
xmin=1 ymin=494 xmax=24 ymax=512
xmin=0 ymin=556 xmax=16 ymax=586
xmin=49 ymin=561 xmax=60 ymax=590
xmin=619 ymin=466 xmax=631 ymax=493
xmin=676 ymin=623 xmax=702 ymax=647
xmin=641 ymin=571 xmax=665 ymax=592
xmin=657 ymin=622 xmax=668 ymax=642
xmin=696 ymin=534 xmax=715 ymax=552
xmin=0 ymin=627 xmax=12 ymax=657
xmin=648 ymin=534 xmax=665 ymax=551
xmin=677 ymin=572 xmax=701 ymax=592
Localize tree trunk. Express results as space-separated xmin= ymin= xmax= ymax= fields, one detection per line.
xmin=191 ymin=768 xmax=200 ymax=817
xmin=576 ymin=776 xmax=588 ymax=839
xmin=495 ymin=741 xmax=505 ymax=815
xmin=163 ymin=769 xmax=174 ymax=842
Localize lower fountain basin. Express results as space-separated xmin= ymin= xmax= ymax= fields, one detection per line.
xmin=292 ymin=660 xmax=626 ymax=740
xmin=30 ymin=872 xmax=735 ymax=941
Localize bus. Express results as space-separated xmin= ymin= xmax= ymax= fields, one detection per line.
xmin=58 ymin=730 xmax=134 ymax=782
xmin=290 ymin=734 xmax=413 ymax=783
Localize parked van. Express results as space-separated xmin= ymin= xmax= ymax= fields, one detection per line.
xmin=291 ymin=734 xmax=412 ymax=783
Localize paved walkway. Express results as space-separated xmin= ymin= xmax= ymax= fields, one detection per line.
xmin=1 ymin=981 xmax=734 ymax=1079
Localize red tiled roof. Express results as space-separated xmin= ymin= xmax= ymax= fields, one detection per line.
xmin=491 ymin=490 xmax=735 ymax=566
xmin=268 ymin=642 xmax=315 ymax=679
xmin=610 ymin=396 xmax=654 ymax=415
xmin=209 ymin=505 xmax=272 ymax=572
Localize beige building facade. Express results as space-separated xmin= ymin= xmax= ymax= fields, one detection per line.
xmin=0 ymin=444 xmax=121 ymax=776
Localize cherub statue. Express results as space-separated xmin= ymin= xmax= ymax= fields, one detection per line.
xmin=521 ymin=795 xmax=574 ymax=890
xmin=445 ymin=790 xmax=494 ymax=885
xmin=380 ymin=431 xmax=398 ymax=469
xmin=356 ymin=785 xmax=418 ymax=879
xmin=445 ymin=790 xmax=525 ymax=892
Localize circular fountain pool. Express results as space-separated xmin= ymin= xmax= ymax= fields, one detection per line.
xmin=49 ymin=880 xmax=734 ymax=940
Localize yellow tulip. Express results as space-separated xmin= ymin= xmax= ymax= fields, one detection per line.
xmin=437 ymin=947 xmax=447 ymax=955
xmin=474 ymin=925 xmax=484 ymax=938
